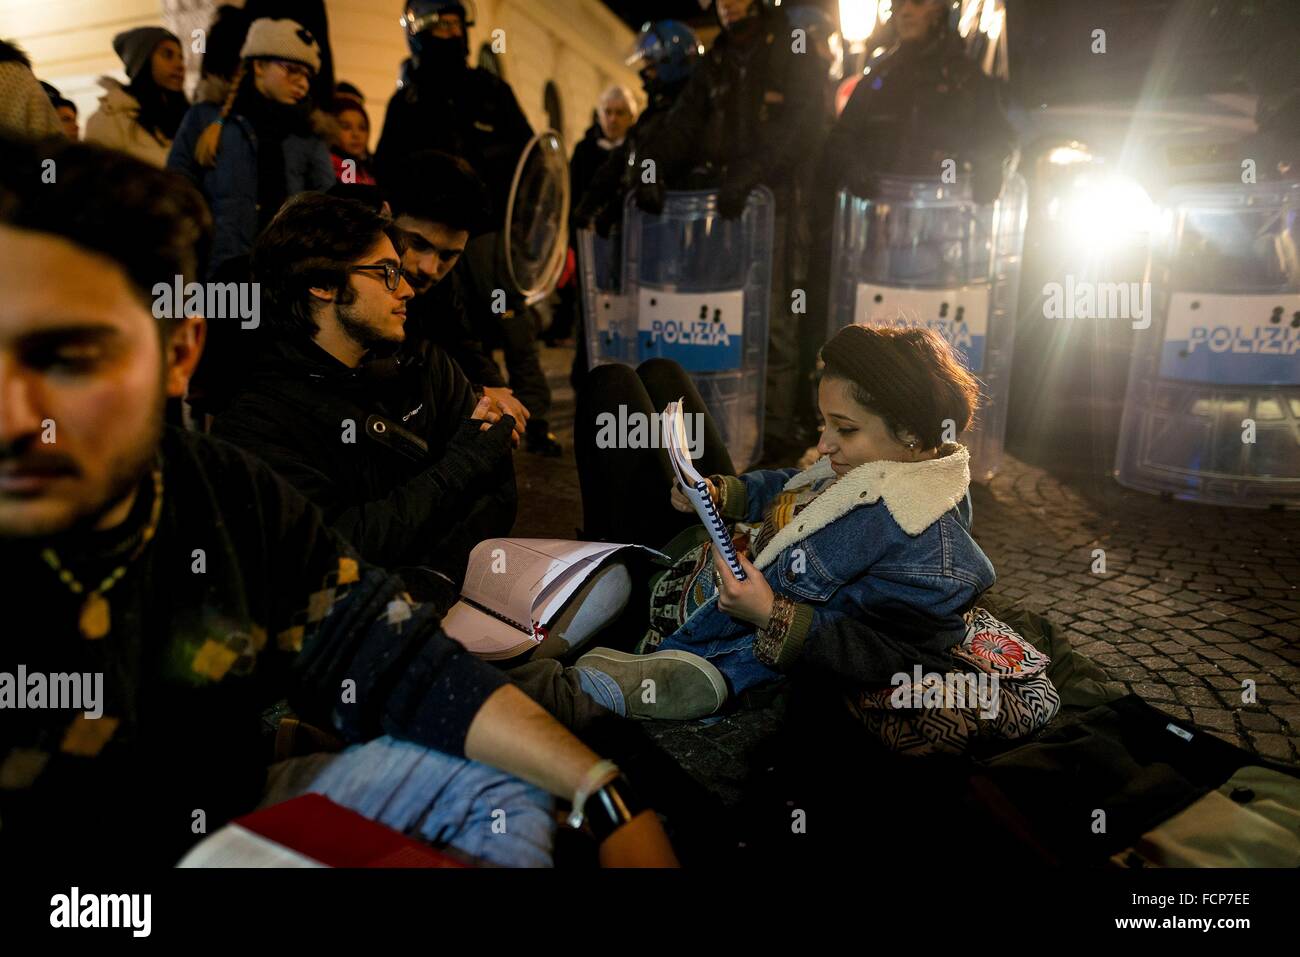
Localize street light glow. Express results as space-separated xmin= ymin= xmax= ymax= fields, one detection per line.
xmin=839 ymin=0 xmax=880 ymax=44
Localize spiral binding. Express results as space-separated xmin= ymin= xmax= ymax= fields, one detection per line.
xmin=695 ymin=479 xmax=746 ymax=580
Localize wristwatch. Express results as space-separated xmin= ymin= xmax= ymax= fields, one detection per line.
xmin=567 ymin=770 xmax=646 ymax=844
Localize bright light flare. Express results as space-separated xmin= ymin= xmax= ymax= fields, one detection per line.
xmin=839 ymin=0 xmax=879 ymax=44
xmin=1051 ymin=173 xmax=1159 ymax=250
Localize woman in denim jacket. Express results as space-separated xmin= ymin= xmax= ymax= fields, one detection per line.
xmin=168 ymin=18 xmax=334 ymax=277
xmin=572 ymin=325 xmax=998 ymax=721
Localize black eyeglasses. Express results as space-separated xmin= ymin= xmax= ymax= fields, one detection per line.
xmin=350 ymin=263 xmax=403 ymax=292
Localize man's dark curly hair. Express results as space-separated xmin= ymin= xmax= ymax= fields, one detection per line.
xmin=253 ymin=192 xmax=406 ymax=337
xmin=381 ymin=149 xmax=491 ymax=235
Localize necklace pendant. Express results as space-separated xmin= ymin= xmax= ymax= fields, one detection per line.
xmin=79 ymin=593 xmax=111 ymax=640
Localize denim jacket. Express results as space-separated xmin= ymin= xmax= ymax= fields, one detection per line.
xmin=168 ymin=101 xmax=335 ymax=276
xmin=656 ymin=445 xmax=996 ymax=694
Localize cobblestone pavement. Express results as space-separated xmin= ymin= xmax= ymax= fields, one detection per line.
xmin=514 ymin=345 xmax=1300 ymax=772
xmin=971 ymin=457 xmax=1300 ymax=766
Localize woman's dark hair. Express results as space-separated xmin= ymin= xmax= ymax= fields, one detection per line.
xmin=0 ymin=134 xmax=211 ymax=321
xmin=126 ymin=58 xmax=190 ymax=142
xmin=381 ymin=149 xmax=491 ymax=235
xmin=253 ymin=192 xmax=404 ymax=337
xmin=819 ymin=325 xmax=980 ymax=450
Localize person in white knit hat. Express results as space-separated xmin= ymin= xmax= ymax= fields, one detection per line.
xmin=167 ymin=17 xmax=333 ymax=278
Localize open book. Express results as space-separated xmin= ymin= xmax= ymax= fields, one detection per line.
xmin=661 ymin=398 xmax=746 ymax=581
xmin=439 ymin=538 xmax=666 ymax=660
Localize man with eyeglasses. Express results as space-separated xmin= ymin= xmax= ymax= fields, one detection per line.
xmin=212 ymin=191 xmax=518 ymax=603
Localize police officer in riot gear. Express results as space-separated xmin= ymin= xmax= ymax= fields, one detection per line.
xmin=572 ymin=20 xmax=704 ymax=236
xmin=823 ymin=0 xmax=1017 ymax=205
xmin=376 ymin=0 xmax=562 ymax=455
xmin=632 ymin=0 xmax=831 ymax=464
xmin=565 ymin=20 xmax=705 ymax=395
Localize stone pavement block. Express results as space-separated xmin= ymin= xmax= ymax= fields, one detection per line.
xmin=1175 ymin=686 xmax=1219 ymax=708
xmin=1132 ymin=682 xmax=1175 ymax=701
xmin=1247 ymin=732 xmax=1296 ymax=763
xmin=1239 ymin=711 xmax=1282 ymax=733
xmin=1189 ymin=708 xmax=1236 ymax=732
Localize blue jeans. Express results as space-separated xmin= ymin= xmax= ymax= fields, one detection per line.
xmin=655 ymin=629 xmax=780 ymax=696
xmin=261 ymin=735 xmax=556 ymax=867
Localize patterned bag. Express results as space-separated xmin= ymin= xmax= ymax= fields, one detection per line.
xmin=846 ymin=607 xmax=1061 ymax=756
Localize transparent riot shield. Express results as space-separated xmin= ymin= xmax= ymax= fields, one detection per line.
xmin=624 ymin=188 xmax=775 ymax=469
xmin=577 ymin=225 xmax=636 ymax=366
xmin=826 ymin=174 xmax=1028 ymax=481
xmin=1115 ymin=180 xmax=1300 ymax=508
xmin=503 ymin=130 xmax=569 ymax=305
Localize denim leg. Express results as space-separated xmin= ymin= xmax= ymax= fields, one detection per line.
xmin=575 ymin=666 xmax=627 ymax=715
xmin=262 ymin=736 xmax=556 ymax=868
xmin=655 ymin=630 xmax=780 ymax=696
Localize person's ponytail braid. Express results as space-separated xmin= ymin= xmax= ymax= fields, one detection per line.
xmin=194 ymin=60 xmax=246 ymax=167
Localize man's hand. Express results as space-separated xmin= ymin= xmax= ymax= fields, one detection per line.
xmin=635 ymin=178 xmax=666 ymax=216
xmin=598 ymin=811 xmax=679 ymax=868
xmin=670 ymin=477 xmax=716 ymax=513
xmin=711 ymin=547 xmax=774 ymax=629
xmin=471 ymin=392 xmax=526 ymax=447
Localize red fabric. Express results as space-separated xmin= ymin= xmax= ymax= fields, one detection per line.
xmin=237 ymin=794 xmax=467 ymax=868
xmin=331 ymin=152 xmax=377 ymax=186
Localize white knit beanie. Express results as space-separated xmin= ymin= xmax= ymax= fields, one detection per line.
xmin=239 ymin=18 xmax=322 ymax=73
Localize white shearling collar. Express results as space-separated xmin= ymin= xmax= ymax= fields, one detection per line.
xmin=752 ymin=445 xmax=971 ymax=570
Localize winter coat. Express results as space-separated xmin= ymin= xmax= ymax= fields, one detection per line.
xmin=0 ymin=42 xmax=63 ymax=140
xmin=211 ymin=333 xmax=517 ymax=591
xmin=824 ymin=31 xmax=1017 ymax=201
xmin=375 ymin=63 xmax=533 ymax=230
xmin=167 ymin=100 xmax=334 ymax=277
xmin=83 ymin=76 xmax=172 ymax=167
xmin=641 ymin=9 xmax=830 ymax=195
xmin=658 ymin=446 xmax=996 ymax=691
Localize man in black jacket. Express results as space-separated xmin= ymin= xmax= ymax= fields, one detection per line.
xmin=384 ymin=149 xmax=529 ymax=441
xmin=212 ymin=192 xmax=516 ymax=598
xmin=633 ymin=0 xmax=831 ymax=464
xmin=822 ymin=0 xmax=1016 ymax=203
xmin=375 ymin=0 xmax=561 ymax=457
xmin=0 ymin=135 xmax=677 ymax=867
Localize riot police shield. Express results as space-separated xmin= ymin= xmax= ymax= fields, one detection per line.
xmin=1115 ymin=180 xmax=1300 ymax=507
xmin=624 ymin=187 xmax=775 ymax=470
xmin=577 ymin=225 xmax=636 ymax=366
xmin=826 ymin=174 xmax=1028 ymax=481
xmin=503 ymin=129 xmax=570 ymax=305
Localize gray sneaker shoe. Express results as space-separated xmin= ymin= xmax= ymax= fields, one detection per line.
xmin=575 ymin=648 xmax=728 ymax=720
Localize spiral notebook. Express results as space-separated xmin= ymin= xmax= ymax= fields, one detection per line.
xmin=661 ymin=398 xmax=747 ymax=581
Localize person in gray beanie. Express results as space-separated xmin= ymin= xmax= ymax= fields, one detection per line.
xmin=167 ymin=17 xmax=333 ymax=277
xmin=85 ymin=26 xmax=189 ymax=166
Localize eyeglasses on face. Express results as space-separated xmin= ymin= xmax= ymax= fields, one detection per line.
xmin=350 ymin=262 xmax=404 ymax=292
xmin=272 ymin=59 xmax=315 ymax=81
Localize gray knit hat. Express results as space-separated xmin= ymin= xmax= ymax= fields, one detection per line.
xmin=112 ymin=26 xmax=179 ymax=81
xmin=240 ymin=18 xmax=322 ymax=73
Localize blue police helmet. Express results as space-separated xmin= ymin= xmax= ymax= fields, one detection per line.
xmin=401 ymin=0 xmax=476 ymax=55
xmin=625 ymin=20 xmax=704 ymax=91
